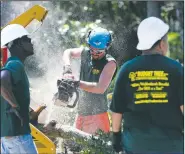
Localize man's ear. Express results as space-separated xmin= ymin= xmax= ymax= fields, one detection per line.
xmin=158 ymin=40 xmax=164 ymax=50
xmin=14 ymin=38 xmax=23 ymax=47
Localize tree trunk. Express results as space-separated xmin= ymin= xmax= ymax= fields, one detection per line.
xmin=41 ymin=120 xmax=91 ymax=139
xmin=38 ymin=120 xmax=115 ymax=153
xmin=147 ymin=1 xmax=161 ymax=18
xmin=1 ymin=2 xmax=14 ymax=27
xmin=176 ymin=2 xmax=184 ymax=52
xmin=107 ymin=1 xmax=114 ymax=22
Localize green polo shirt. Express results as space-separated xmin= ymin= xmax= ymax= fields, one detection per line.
xmin=1 ymin=57 xmax=31 ymax=137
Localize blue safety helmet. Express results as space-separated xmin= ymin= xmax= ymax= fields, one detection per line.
xmin=87 ymin=27 xmax=112 ymax=49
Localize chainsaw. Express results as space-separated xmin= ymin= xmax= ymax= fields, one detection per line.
xmin=53 ymin=79 xmax=79 ymax=108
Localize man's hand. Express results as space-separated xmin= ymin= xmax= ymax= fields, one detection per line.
xmin=112 ymin=131 xmax=123 ymax=153
xmin=63 ymin=65 xmax=72 ymax=74
xmin=71 ymin=80 xmax=80 ymax=89
xmin=6 ymin=107 xmax=24 ymax=126
xmin=11 ymin=103 xmax=19 ymax=108
xmin=63 ymin=65 xmax=75 ymax=79
xmin=58 ymin=79 xmax=80 ymax=91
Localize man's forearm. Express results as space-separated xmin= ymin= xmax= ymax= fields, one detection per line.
xmin=1 ymin=84 xmax=19 ymax=108
xmin=111 ymin=112 xmax=123 ymax=132
xmin=79 ymin=81 xmax=105 ymax=94
xmin=62 ymin=49 xmax=71 ymax=65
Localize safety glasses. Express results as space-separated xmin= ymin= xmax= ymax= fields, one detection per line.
xmin=89 ymin=46 xmax=105 ymax=54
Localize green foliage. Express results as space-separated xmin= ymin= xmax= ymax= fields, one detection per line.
xmin=75 ymin=130 xmax=114 ymax=154
xmin=168 ymin=32 xmax=183 ymax=63
xmin=168 ymin=32 xmax=180 ymax=42
xmin=51 ymin=1 xmax=183 ymax=67
xmin=161 ymin=2 xmax=184 ymax=63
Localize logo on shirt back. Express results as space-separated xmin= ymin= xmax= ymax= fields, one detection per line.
xmin=129 ymin=70 xmax=169 ymax=104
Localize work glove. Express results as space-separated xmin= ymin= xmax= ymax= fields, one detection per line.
xmin=63 ymin=65 xmax=72 ymax=74
xmin=63 ymin=65 xmax=75 ymax=79
xmin=112 ymin=131 xmax=123 ymax=153
xmin=6 ymin=107 xmax=24 ymax=126
xmin=69 ymin=80 xmax=80 ymax=89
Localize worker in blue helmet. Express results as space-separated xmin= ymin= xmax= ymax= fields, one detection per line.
xmin=62 ymin=27 xmax=117 ymax=134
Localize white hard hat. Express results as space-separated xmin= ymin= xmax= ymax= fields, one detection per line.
xmin=136 ymin=17 xmax=169 ymax=50
xmin=1 ymin=24 xmax=29 ymax=48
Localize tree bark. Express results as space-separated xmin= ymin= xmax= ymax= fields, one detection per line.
xmin=41 ymin=120 xmax=91 ymax=139
xmin=176 ymin=2 xmax=184 ymax=52
xmin=147 ymin=1 xmax=161 ymax=18
xmin=37 ymin=120 xmax=114 ymax=153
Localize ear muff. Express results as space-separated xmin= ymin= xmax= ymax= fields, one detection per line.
xmin=87 ymin=30 xmax=92 ymax=38
xmin=86 ymin=30 xmax=92 ymax=43
xmin=106 ymin=33 xmax=112 ymax=49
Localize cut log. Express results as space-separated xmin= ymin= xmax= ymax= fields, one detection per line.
xmin=41 ymin=120 xmax=91 ymax=139
xmin=36 ymin=120 xmax=116 ymax=153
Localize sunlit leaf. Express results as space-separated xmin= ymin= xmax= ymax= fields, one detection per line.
xmin=168 ymin=32 xmax=180 ymax=42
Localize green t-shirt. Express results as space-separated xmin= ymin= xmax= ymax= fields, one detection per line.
xmin=1 ymin=57 xmax=31 ymax=137
xmin=110 ymin=54 xmax=184 ymax=153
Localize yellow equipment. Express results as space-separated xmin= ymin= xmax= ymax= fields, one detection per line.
xmin=1 ymin=5 xmax=56 ymax=154
xmin=1 ymin=5 xmax=48 ymax=29
xmin=107 ymin=93 xmax=113 ymax=101
xmin=30 ymin=124 xmax=56 ymax=154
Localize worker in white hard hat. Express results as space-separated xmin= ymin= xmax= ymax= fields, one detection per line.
xmin=1 ymin=24 xmax=38 ymax=153
xmin=110 ymin=17 xmax=184 ymax=153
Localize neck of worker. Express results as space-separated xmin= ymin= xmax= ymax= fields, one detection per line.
xmin=9 ymin=47 xmax=26 ymax=63
xmin=142 ymin=49 xmax=163 ymax=56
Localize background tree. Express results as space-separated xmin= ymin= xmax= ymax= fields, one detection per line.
xmin=147 ymin=1 xmax=161 ymax=17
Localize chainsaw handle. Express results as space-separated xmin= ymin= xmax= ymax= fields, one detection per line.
xmin=67 ymin=89 xmax=79 ymax=108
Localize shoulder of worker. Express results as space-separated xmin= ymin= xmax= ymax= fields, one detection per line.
xmin=163 ymin=56 xmax=183 ymax=72
xmin=1 ymin=57 xmax=24 ymax=72
xmin=81 ymin=47 xmax=91 ymax=58
xmin=106 ymin=54 xmax=116 ymax=62
xmin=166 ymin=56 xmax=183 ymax=66
xmin=82 ymin=47 xmax=89 ymax=52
